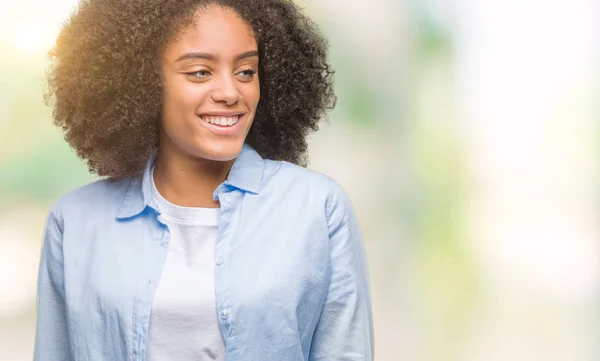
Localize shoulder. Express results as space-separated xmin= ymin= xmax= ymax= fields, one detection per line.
xmin=262 ymin=159 xmax=353 ymax=216
xmin=48 ymin=177 xmax=131 ymax=224
xmin=264 ymin=159 xmax=332 ymax=189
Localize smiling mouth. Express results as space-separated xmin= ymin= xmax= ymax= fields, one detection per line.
xmin=200 ymin=114 xmax=243 ymax=127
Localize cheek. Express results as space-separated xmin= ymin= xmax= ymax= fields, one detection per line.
xmin=254 ymin=82 xmax=261 ymax=106
xmin=244 ymin=82 xmax=261 ymax=110
xmin=162 ymin=78 xmax=209 ymax=113
xmin=160 ymin=82 xmax=205 ymax=138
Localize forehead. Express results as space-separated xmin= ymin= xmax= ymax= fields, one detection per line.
xmin=164 ymin=5 xmax=257 ymax=60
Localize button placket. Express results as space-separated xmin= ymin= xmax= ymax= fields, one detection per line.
xmin=215 ymin=189 xmax=240 ymax=335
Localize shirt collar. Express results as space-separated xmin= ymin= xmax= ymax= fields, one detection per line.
xmin=116 ymin=143 xmax=265 ymax=219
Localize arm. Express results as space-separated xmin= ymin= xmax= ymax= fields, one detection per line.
xmin=33 ymin=207 xmax=71 ymax=360
xmin=309 ymin=181 xmax=374 ymax=361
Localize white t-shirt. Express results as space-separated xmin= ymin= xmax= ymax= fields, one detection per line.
xmin=146 ymin=169 xmax=226 ymax=361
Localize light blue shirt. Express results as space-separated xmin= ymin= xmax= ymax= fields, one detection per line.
xmin=34 ymin=143 xmax=374 ymax=361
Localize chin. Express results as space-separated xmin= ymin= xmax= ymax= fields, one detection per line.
xmin=193 ymin=140 xmax=245 ymax=162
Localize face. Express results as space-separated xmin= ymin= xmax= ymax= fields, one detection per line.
xmin=159 ymin=5 xmax=260 ymax=162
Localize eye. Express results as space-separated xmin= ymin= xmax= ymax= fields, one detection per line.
xmin=236 ymin=68 xmax=257 ymax=81
xmin=185 ymin=70 xmax=211 ymax=80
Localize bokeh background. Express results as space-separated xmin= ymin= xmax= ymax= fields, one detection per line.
xmin=1 ymin=0 xmax=599 ymax=360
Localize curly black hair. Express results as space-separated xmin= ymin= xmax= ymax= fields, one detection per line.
xmin=45 ymin=0 xmax=336 ymax=179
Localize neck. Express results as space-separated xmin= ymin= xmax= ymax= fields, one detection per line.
xmin=153 ymin=145 xmax=234 ymax=208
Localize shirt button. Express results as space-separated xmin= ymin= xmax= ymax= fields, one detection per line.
xmin=216 ymin=257 xmax=223 ymax=265
xmin=220 ymin=309 xmax=230 ymax=320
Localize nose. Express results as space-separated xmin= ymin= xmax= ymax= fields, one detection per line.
xmin=211 ymin=73 xmax=240 ymax=106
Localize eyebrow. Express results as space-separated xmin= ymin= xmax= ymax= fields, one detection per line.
xmin=175 ymin=50 xmax=259 ymax=62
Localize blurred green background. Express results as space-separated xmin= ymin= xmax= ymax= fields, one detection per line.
xmin=1 ymin=0 xmax=599 ymax=360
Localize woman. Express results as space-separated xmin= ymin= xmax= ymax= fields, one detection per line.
xmin=35 ymin=0 xmax=374 ymax=360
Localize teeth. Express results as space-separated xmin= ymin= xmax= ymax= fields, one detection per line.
xmin=203 ymin=115 xmax=240 ymax=127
